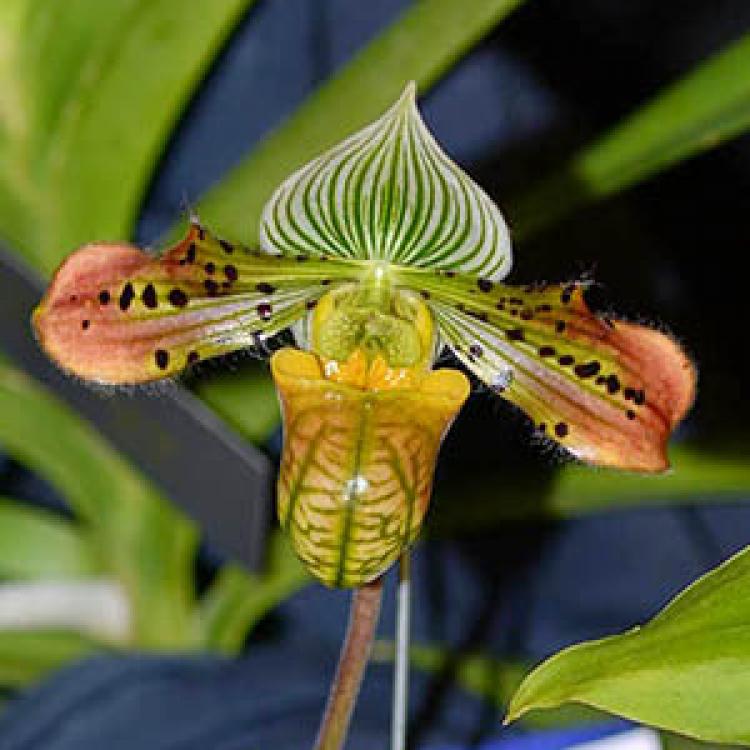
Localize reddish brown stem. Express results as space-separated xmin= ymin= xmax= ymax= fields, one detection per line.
xmin=314 ymin=576 xmax=385 ymax=750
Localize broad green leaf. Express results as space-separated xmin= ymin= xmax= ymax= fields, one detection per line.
xmin=260 ymin=83 xmax=512 ymax=279
xmin=195 ymin=0 xmax=526 ymax=244
xmin=0 ymin=630 xmax=102 ymax=688
xmin=0 ymin=0 xmax=257 ymax=274
xmin=430 ymin=445 xmax=750 ymax=534
xmin=506 ymin=543 xmax=750 ymax=743
xmin=192 ymin=532 xmax=310 ymax=653
xmin=0 ymin=499 xmax=100 ymax=579
xmin=0 ymin=360 xmax=197 ymax=648
xmin=513 ymin=31 xmax=750 ymax=238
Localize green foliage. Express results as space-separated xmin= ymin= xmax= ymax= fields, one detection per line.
xmin=191 ymin=533 xmax=310 ymax=654
xmin=506 ymin=544 xmax=750 ymax=743
xmin=0 ymin=498 xmax=100 ymax=579
xmin=0 ymin=359 xmax=197 ymax=648
xmin=0 ymin=359 xmax=304 ymax=675
xmin=513 ymin=30 xmax=750 ymax=239
xmin=0 ymin=0 xmax=258 ymax=275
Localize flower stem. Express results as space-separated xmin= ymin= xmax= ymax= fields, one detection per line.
xmin=314 ymin=576 xmax=384 ymax=750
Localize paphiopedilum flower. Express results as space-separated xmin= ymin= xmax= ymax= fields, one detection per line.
xmin=34 ymin=84 xmax=695 ymax=588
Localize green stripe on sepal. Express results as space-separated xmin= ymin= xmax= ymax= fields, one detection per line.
xmin=260 ymin=83 xmax=512 ymax=280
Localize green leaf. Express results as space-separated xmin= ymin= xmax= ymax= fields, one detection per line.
xmin=506 ymin=543 xmax=750 ymax=743
xmin=194 ymin=0 xmax=526 ymax=244
xmin=0 ymin=498 xmax=100 ymax=579
xmin=192 ymin=532 xmax=310 ymax=654
xmin=0 ymin=630 xmax=102 ymax=688
xmin=0 ymin=360 xmax=197 ymax=648
xmin=260 ymin=83 xmax=512 ymax=279
xmin=513 ymin=31 xmax=750 ymax=238
xmin=0 ymin=0 xmax=257 ymax=275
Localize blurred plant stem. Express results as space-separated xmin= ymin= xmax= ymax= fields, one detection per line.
xmin=314 ymin=577 xmax=384 ymax=750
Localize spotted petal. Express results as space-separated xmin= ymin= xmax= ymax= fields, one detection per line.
xmin=33 ymin=223 xmax=361 ymax=384
xmin=392 ymin=267 xmax=696 ymax=472
xmin=260 ymin=83 xmax=512 ymax=280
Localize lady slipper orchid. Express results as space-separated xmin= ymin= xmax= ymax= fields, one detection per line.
xmin=33 ymin=83 xmax=695 ymax=588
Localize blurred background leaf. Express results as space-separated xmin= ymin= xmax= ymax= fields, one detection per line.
xmin=0 ymin=499 xmax=99 ymax=579
xmin=0 ymin=0 xmax=258 ymax=274
xmin=511 ymin=30 xmax=750 ymax=239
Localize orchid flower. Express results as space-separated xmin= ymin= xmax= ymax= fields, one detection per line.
xmin=33 ymin=83 xmax=695 ymax=590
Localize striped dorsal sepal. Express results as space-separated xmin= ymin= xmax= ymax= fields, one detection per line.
xmin=260 ymin=83 xmax=512 ymax=280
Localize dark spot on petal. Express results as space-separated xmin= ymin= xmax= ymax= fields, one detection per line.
xmin=168 ymin=289 xmax=188 ymax=308
xmin=296 ymin=254 xmax=309 ymax=262
xmin=321 ymin=278 xmax=331 ymax=286
xmin=495 ymin=301 xmax=505 ymax=310
xmin=507 ymin=328 xmax=525 ymax=342
xmin=142 ymin=283 xmax=158 ymax=309
xmin=561 ymin=284 xmax=576 ymax=304
xmin=98 ymin=290 xmax=111 ymax=305
xmin=219 ymin=239 xmax=234 ymax=254
xmin=469 ymin=344 xmax=483 ymax=358
xmin=224 ymin=264 xmax=238 ymax=282
xmin=204 ymin=262 xmax=216 ymax=275
xmin=535 ymin=304 xmax=552 ymax=313
xmin=634 ymin=389 xmax=646 ymax=405
xmin=197 ymin=226 xmax=206 ymax=241
xmin=624 ymin=387 xmax=636 ymax=402
xmin=627 ymin=409 xmax=636 ymax=420
xmin=555 ymin=320 xmax=566 ymax=333
xmin=155 ymin=349 xmax=169 ymax=370
xmin=256 ymin=282 xmax=275 ymax=295
xmin=477 ymin=278 xmax=493 ymax=293
xmin=606 ymin=374 xmax=621 ymax=394
xmin=558 ymin=354 xmax=575 ymax=366
xmin=186 ymin=243 xmax=196 ymax=263
xmin=204 ymin=279 xmax=219 ymax=296
xmin=555 ymin=422 xmax=569 ymax=438
xmin=70 ymin=295 xmax=78 ymax=302
xmin=603 ymin=316 xmax=616 ymax=329
xmin=257 ymin=302 xmax=272 ymax=320
xmin=420 ymin=290 xmax=430 ymax=300
xmin=445 ymin=270 xmax=456 ymax=278
xmin=509 ymin=297 xmax=524 ymax=306
xmin=81 ymin=319 xmax=90 ymax=330
xmin=119 ymin=282 xmax=135 ymax=311
xmin=306 ymin=299 xmax=318 ymax=310
xmin=574 ymin=361 xmax=601 ymax=379
xmin=520 ymin=309 xmax=534 ymax=321
xmin=538 ymin=346 xmax=556 ymax=357
xmin=187 ymin=351 xmax=200 ymax=364
xmin=538 ymin=423 xmax=547 ymax=433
